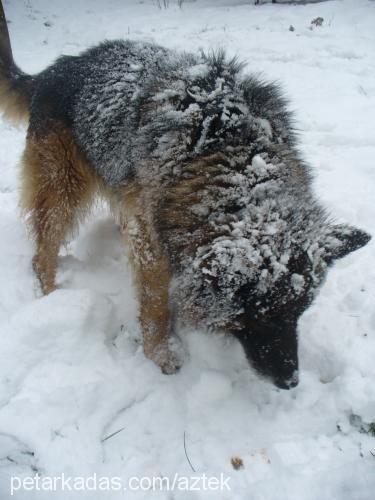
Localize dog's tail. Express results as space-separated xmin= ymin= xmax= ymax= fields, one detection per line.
xmin=0 ymin=1 xmax=34 ymax=124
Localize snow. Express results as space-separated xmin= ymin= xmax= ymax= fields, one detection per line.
xmin=1 ymin=0 xmax=375 ymax=499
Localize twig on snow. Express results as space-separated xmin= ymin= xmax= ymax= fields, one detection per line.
xmin=101 ymin=427 xmax=125 ymax=443
xmin=183 ymin=431 xmax=196 ymax=472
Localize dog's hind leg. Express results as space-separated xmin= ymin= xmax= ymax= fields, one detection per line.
xmin=20 ymin=123 xmax=98 ymax=294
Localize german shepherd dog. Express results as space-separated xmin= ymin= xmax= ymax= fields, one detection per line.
xmin=0 ymin=2 xmax=370 ymax=388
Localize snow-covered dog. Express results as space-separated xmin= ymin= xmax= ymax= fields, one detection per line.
xmin=0 ymin=3 xmax=370 ymax=388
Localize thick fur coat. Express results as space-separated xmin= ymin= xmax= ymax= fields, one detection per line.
xmin=0 ymin=9 xmax=370 ymax=388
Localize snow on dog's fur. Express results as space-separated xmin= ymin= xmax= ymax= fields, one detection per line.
xmin=0 ymin=6 xmax=370 ymax=388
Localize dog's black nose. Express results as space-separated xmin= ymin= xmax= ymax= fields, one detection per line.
xmin=274 ymin=371 xmax=299 ymax=390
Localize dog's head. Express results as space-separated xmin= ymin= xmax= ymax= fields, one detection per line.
xmin=177 ymin=221 xmax=370 ymax=389
xmin=232 ymin=224 xmax=370 ymax=389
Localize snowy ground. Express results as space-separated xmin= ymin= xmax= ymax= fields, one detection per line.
xmin=1 ymin=0 xmax=375 ymax=498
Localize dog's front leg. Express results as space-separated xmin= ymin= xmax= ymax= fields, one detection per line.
xmin=123 ymin=204 xmax=182 ymax=374
xmin=138 ymin=262 xmax=181 ymax=375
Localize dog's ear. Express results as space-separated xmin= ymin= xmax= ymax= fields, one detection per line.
xmin=323 ymin=224 xmax=371 ymax=263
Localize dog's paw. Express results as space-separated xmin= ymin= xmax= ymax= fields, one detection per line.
xmin=152 ymin=337 xmax=184 ymax=375
xmin=160 ymin=350 xmax=182 ymax=375
xmin=32 ymin=257 xmax=57 ymax=295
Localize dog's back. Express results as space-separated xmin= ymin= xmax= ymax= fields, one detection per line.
xmin=72 ymin=40 xmax=179 ymax=185
xmin=0 ymin=14 xmax=293 ymax=192
xmin=27 ymin=40 xmax=179 ymax=185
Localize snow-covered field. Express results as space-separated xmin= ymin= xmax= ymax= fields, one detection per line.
xmin=0 ymin=0 xmax=375 ymax=498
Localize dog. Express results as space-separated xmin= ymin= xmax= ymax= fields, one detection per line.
xmin=0 ymin=2 xmax=370 ymax=388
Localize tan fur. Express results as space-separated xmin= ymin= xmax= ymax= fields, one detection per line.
xmin=157 ymin=154 xmax=232 ymax=259
xmin=120 ymin=184 xmax=180 ymax=373
xmin=0 ymin=80 xmax=29 ymax=124
xmin=20 ymin=123 xmax=101 ymax=294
